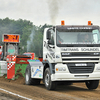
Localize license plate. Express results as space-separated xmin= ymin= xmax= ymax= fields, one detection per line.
xmin=75 ymin=64 xmax=87 ymax=66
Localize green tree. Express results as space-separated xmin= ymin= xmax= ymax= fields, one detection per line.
xmin=19 ymin=25 xmax=33 ymax=54
xmin=0 ymin=18 xmax=33 ymax=54
xmin=0 ymin=18 xmax=52 ymax=57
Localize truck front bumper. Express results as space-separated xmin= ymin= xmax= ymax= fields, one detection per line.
xmin=51 ymin=63 xmax=100 ymax=81
xmin=51 ymin=72 xmax=100 ymax=81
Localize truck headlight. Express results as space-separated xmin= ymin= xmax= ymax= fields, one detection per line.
xmin=56 ymin=67 xmax=66 ymax=71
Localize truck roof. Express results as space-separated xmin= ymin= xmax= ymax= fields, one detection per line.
xmin=55 ymin=25 xmax=99 ymax=31
xmin=56 ymin=25 xmax=99 ymax=28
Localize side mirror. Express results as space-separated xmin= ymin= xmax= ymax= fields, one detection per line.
xmin=47 ymin=30 xmax=51 ymax=40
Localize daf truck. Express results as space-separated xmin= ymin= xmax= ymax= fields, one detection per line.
xmin=25 ymin=21 xmax=100 ymax=90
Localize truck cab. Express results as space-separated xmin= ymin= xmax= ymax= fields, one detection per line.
xmin=43 ymin=21 xmax=100 ymax=90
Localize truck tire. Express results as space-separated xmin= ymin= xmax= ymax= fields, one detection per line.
xmin=25 ymin=64 xmax=40 ymax=85
xmin=85 ymin=80 xmax=99 ymax=90
xmin=44 ymin=68 xmax=56 ymax=90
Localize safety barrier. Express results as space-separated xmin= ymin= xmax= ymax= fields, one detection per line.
xmin=0 ymin=61 xmax=7 ymax=76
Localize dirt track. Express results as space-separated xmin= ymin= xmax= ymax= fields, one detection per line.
xmin=0 ymin=76 xmax=100 ymax=100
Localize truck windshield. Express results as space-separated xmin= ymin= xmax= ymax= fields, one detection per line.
xmin=56 ymin=29 xmax=100 ymax=47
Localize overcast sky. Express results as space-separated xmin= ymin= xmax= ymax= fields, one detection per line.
xmin=0 ymin=0 xmax=100 ymax=26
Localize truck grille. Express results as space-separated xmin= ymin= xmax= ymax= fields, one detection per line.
xmin=61 ymin=52 xmax=100 ymax=63
xmin=67 ymin=63 xmax=95 ymax=73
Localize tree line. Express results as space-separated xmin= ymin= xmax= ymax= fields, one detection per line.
xmin=0 ymin=17 xmax=52 ymax=57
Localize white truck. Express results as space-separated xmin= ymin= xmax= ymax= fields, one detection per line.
xmin=25 ymin=21 xmax=100 ymax=90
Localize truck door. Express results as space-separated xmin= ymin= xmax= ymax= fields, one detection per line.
xmin=47 ymin=29 xmax=55 ymax=62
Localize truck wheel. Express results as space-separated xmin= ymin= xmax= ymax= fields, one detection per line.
xmin=85 ymin=80 xmax=99 ymax=90
xmin=25 ymin=64 xmax=40 ymax=85
xmin=44 ymin=68 xmax=56 ymax=90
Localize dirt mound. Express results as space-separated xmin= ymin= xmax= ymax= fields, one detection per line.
xmin=0 ymin=75 xmax=25 ymax=85
xmin=11 ymin=76 xmax=25 ymax=85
